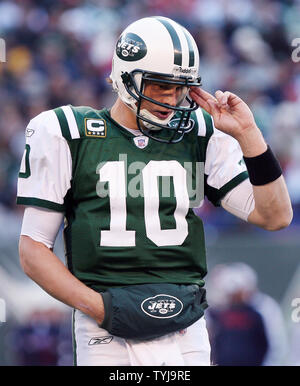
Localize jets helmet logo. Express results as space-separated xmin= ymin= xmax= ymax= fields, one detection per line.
xmin=141 ymin=294 xmax=183 ymax=319
xmin=116 ymin=33 xmax=147 ymax=62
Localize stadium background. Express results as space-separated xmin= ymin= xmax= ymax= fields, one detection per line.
xmin=0 ymin=0 xmax=299 ymax=365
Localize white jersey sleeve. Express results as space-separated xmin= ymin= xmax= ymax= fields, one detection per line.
xmin=17 ymin=109 xmax=72 ymax=212
xmin=196 ymin=109 xmax=249 ymax=206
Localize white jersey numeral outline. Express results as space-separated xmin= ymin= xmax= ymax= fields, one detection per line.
xmin=99 ymin=161 xmax=136 ymax=246
xmin=99 ymin=160 xmax=189 ymax=247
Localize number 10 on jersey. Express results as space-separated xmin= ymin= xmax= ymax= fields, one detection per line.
xmin=96 ymin=160 xmax=201 ymax=247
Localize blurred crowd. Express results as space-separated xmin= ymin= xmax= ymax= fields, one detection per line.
xmin=2 ymin=308 xmax=73 ymax=366
xmin=206 ymin=262 xmax=289 ymax=366
xmin=0 ymin=0 xmax=300 ymax=227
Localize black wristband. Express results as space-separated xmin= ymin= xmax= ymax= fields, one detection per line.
xmin=243 ymin=145 xmax=282 ymax=186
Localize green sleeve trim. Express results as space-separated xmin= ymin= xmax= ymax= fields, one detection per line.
xmin=16 ymin=197 xmax=65 ymax=212
xmin=205 ymin=171 xmax=249 ymax=206
xmin=54 ymin=107 xmax=72 ymax=141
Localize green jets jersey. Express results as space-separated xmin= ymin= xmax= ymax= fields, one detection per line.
xmin=17 ymin=105 xmax=248 ymax=292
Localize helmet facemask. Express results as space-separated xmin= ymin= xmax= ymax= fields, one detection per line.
xmin=121 ymin=69 xmax=202 ymax=144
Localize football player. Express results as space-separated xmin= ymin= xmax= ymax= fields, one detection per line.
xmin=17 ymin=16 xmax=292 ymax=366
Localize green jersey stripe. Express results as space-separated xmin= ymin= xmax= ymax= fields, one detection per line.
xmin=54 ymin=107 xmax=72 ymax=141
xmin=196 ymin=109 xmax=214 ymax=163
xmin=62 ymin=105 xmax=80 ymax=139
xmin=202 ymin=110 xmax=214 ymax=138
xmin=155 ymin=17 xmax=182 ymax=66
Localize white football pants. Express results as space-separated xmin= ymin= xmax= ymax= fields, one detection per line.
xmin=73 ymin=309 xmax=211 ymax=366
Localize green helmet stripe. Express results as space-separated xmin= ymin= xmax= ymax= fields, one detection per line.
xmin=155 ymin=17 xmax=182 ymax=66
xmin=182 ymin=28 xmax=195 ymax=67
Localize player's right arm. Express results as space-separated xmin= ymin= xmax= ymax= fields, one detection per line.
xmin=19 ymin=234 xmax=104 ymax=324
xmin=17 ymin=109 xmax=104 ymax=324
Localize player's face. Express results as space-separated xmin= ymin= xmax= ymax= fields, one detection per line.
xmin=141 ymin=80 xmax=189 ymax=120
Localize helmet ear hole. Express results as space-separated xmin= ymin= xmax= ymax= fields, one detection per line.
xmin=121 ymin=72 xmax=132 ymax=86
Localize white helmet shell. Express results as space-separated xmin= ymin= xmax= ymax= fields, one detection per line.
xmin=110 ymin=16 xmax=200 ymax=111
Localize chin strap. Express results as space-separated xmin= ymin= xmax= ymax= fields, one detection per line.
xmin=121 ymin=99 xmax=176 ymax=133
xmin=139 ymin=108 xmax=174 ymax=131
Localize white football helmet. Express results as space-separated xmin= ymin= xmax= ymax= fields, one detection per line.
xmin=110 ymin=16 xmax=201 ymax=143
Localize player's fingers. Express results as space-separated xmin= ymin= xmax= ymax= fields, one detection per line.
xmin=189 ymin=89 xmax=212 ymax=113
xmin=215 ymin=90 xmax=229 ymax=107
xmin=224 ymin=91 xmax=243 ymax=107
xmin=190 ymin=87 xmax=216 ymax=102
xmin=207 ymin=98 xmax=220 ymax=118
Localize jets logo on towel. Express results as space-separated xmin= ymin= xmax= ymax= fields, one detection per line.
xmin=141 ymin=294 xmax=183 ymax=319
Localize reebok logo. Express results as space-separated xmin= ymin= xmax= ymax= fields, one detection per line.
xmin=88 ymin=336 xmax=113 ymax=345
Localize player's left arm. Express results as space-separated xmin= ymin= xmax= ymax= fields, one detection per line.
xmin=190 ymin=87 xmax=293 ymax=231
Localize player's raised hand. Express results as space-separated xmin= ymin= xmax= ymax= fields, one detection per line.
xmin=189 ymin=87 xmax=258 ymax=140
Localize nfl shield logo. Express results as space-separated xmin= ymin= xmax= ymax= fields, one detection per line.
xmin=133 ymin=135 xmax=149 ymax=149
